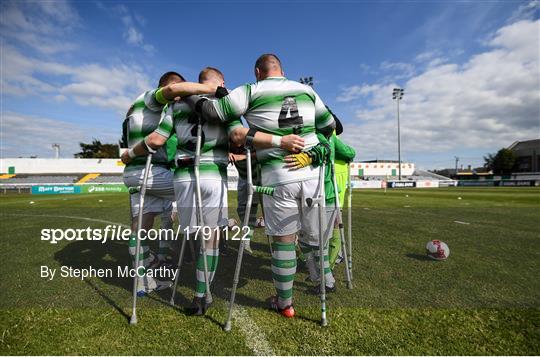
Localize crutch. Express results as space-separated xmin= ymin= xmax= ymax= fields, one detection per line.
xmin=169 ymin=220 xmax=188 ymax=305
xmin=306 ymin=158 xmax=328 ymax=327
xmin=169 ymin=191 xmax=197 ymax=305
xmin=224 ymin=145 xmax=275 ymax=332
xmin=130 ymin=153 xmax=152 ymax=325
xmin=257 ymin=192 xmax=273 ymax=255
xmin=255 ymin=162 xmax=273 ymax=255
xmin=193 ymin=120 xmax=213 ymax=306
xmin=330 ymin=160 xmax=353 ymax=289
xmin=347 ymin=163 xmax=353 ymax=280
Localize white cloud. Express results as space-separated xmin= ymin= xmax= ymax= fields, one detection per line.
xmin=337 ymin=19 xmax=540 ymax=167
xmin=117 ymin=6 xmax=154 ymax=53
xmin=124 ymin=26 xmax=144 ymax=46
xmin=0 ymin=0 xmax=80 ymax=54
xmin=380 ymin=61 xmax=416 ymax=79
xmin=508 ymin=0 xmax=539 ymax=23
xmin=0 ymin=45 xmax=152 ymax=113
xmin=0 ymin=112 xmax=118 ymax=158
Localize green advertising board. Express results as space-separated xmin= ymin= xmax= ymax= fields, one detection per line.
xmin=80 ymin=184 xmax=128 ymax=194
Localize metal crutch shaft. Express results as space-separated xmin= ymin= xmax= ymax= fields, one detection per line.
xmin=224 ymin=146 xmax=255 ymax=332
xmin=331 ymin=160 xmax=353 ymax=289
xmin=169 ymin=229 xmax=188 ymax=305
xmin=130 ymin=153 xmax=153 ymax=325
xmin=347 ymin=163 xmax=353 ymax=280
xmin=194 ymin=122 xmax=213 ymax=305
xmin=318 ymin=160 xmax=328 ymax=327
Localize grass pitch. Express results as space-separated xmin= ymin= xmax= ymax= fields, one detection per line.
xmin=0 ymin=187 xmax=539 ymax=355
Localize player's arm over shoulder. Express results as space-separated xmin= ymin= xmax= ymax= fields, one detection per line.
xmin=183 ymin=84 xmax=251 ymax=123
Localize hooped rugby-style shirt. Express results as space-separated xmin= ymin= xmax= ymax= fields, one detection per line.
xmin=209 ymin=77 xmax=335 ymax=186
xmin=123 ymin=89 xmax=170 ymax=169
xmin=155 ymin=98 xmax=242 ymax=182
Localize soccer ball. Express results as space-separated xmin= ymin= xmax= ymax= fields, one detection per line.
xmin=426 ymin=240 xmax=450 ymax=261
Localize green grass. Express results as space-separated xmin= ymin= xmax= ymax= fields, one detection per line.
xmin=1 ymin=187 xmax=539 ymax=355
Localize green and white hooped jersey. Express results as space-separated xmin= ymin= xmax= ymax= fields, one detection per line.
xmin=155 ymin=98 xmax=242 ymax=182
xmin=124 ymin=89 xmax=169 ymax=169
xmin=212 ymin=77 xmax=335 ymax=186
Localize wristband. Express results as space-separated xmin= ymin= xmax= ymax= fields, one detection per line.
xmin=155 ymin=88 xmax=168 ymax=105
xmin=246 ymin=127 xmax=258 ymax=149
xmin=271 ymin=135 xmax=282 ymax=148
xmin=127 ymin=148 xmax=137 ymax=159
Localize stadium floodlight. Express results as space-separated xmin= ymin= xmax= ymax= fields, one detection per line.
xmin=300 ymin=76 xmax=314 ymax=87
xmin=392 ymin=88 xmax=404 ymax=180
xmin=52 ymin=143 xmax=60 ymax=159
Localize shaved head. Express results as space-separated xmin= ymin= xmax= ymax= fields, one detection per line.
xmin=158 ymin=71 xmax=184 ymax=88
xmin=254 ymin=54 xmax=283 ymax=78
xmin=198 ymin=67 xmax=224 ymax=85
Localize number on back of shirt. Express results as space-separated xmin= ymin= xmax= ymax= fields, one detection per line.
xmin=278 ymin=96 xmax=303 ymax=128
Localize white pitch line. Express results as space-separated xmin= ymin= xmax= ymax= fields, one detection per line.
xmin=454 ymin=220 xmax=470 ymax=225
xmin=2 ymin=213 xmax=128 ymax=228
xmin=5 ymin=212 xmax=273 ymax=355
xmin=233 ymin=305 xmax=275 ymax=356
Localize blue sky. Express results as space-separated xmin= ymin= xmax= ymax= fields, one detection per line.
xmin=1 ymin=0 xmax=538 ymax=169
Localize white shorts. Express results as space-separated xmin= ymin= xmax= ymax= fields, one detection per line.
xmin=262 ymin=178 xmax=321 ymax=237
xmin=174 ymin=179 xmax=228 ymax=234
xmin=299 ymin=206 xmax=338 ymax=247
xmin=123 ymin=165 xmax=175 ymax=217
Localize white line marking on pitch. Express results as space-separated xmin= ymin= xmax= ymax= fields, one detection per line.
xmin=2 ymin=211 xmax=276 ymax=352
xmin=2 ymin=213 xmax=128 ymax=227
xmin=233 ymin=305 xmax=275 ymax=356
xmin=454 ymin=220 xmax=470 ymax=225
xmin=4 ymin=212 xmax=273 ymax=355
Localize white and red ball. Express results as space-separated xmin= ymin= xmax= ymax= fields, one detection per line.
xmin=426 ymin=240 xmax=450 ymax=261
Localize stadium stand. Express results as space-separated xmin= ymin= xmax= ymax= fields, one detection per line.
xmin=0 ymin=175 xmax=79 ymax=185
xmin=411 ymin=169 xmax=452 ymax=181
xmin=88 ymin=175 xmax=124 ymax=183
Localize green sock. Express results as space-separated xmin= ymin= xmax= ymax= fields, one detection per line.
xmin=314 ymin=246 xmax=335 ymax=288
xmin=129 ymin=234 xmax=151 ymax=272
xmin=194 ymin=247 xmax=219 ymax=298
xmin=271 ymin=242 xmax=297 ymax=308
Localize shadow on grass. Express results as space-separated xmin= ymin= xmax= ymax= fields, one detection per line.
xmin=53 ymin=236 xmax=274 ymax=325
xmin=405 ymin=253 xmax=434 ymax=261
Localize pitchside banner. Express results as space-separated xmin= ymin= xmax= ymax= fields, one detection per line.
xmin=80 ymin=184 xmax=128 ymax=193
xmin=31 ymin=185 xmax=81 ymax=194
xmin=388 ymin=181 xmax=417 ymax=188
xmin=32 ymin=184 xmax=127 ymax=194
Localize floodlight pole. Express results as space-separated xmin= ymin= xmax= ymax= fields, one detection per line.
xmin=392 ymin=88 xmax=404 ymax=180
xmin=52 ymin=143 xmax=60 ymax=159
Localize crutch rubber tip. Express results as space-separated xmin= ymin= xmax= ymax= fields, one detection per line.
xmin=321 ymin=319 xmax=328 ymax=327
xmin=347 ymin=282 xmax=353 ymax=290
xmin=224 ymin=322 xmax=232 ymax=332
xmin=169 ymin=298 xmax=175 ymax=306
xmin=129 ymin=315 xmax=138 ymax=325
